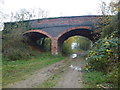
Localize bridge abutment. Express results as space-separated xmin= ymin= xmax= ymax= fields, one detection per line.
xmin=51 ymin=38 xmax=59 ymax=55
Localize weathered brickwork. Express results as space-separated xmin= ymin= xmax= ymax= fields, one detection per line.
xmin=5 ymin=15 xmax=102 ymax=55
xmin=25 ymin=30 xmax=53 ymax=39
xmin=51 ymin=38 xmax=58 ymax=55
xmin=57 ymin=26 xmax=91 ymax=40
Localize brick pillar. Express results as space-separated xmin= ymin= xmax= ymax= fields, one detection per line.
xmin=51 ymin=38 xmax=58 ymax=55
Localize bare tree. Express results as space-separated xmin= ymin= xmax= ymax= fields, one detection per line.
xmin=98 ymin=0 xmax=119 ymax=15
xmin=8 ymin=8 xmax=48 ymax=22
xmin=37 ymin=8 xmax=48 ymax=18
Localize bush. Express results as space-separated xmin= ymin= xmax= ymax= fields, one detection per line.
xmin=86 ymin=31 xmax=119 ymax=72
xmin=83 ymin=71 xmax=107 ymax=86
xmin=2 ymin=22 xmax=38 ymax=60
xmin=107 ymin=67 xmax=119 ymax=87
xmin=102 ymin=15 xmax=118 ymax=37
xmin=85 ymin=30 xmax=119 ymax=87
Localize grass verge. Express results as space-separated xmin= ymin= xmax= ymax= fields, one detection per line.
xmin=2 ymin=53 xmax=64 ymax=87
xmin=80 ymin=55 xmax=107 ymax=88
xmin=83 ymin=71 xmax=108 ymax=88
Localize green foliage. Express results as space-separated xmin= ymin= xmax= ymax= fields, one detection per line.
xmin=2 ymin=9 xmax=50 ymax=61
xmin=36 ymin=37 xmax=51 ymax=52
xmin=110 ymin=0 xmax=120 ymax=13
xmin=86 ymin=31 xmax=119 ymax=72
xmin=2 ymin=22 xmax=35 ymax=60
xmin=83 ymin=71 xmax=107 ymax=88
xmin=43 ymin=38 xmax=51 ymax=51
xmin=85 ymin=14 xmax=119 ymax=88
xmin=85 ymin=30 xmax=119 ymax=87
xmin=62 ymin=36 xmax=76 ymax=55
xmin=76 ymin=36 xmax=92 ymax=51
xmin=62 ymin=43 xmax=72 ymax=55
xmin=84 ymin=1 xmax=119 ymax=88
xmin=102 ymin=15 xmax=118 ymax=37
xmin=2 ymin=53 xmax=64 ymax=87
xmin=62 ymin=36 xmax=92 ymax=55
xmin=107 ymin=67 xmax=119 ymax=87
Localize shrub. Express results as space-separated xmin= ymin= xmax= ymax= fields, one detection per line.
xmin=86 ymin=31 xmax=119 ymax=72
xmin=2 ymin=22 xmax=38 ymax=60
xmin=85 ymin=30 xmax=119 ymax=87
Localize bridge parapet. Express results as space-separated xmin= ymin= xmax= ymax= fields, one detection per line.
xmin=30 ymin=15 xmax=102 ymax=31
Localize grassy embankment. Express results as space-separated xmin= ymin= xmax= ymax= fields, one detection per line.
xmin=2 ymin=53 xmax=64 ymax=87
xmin=82 ymin=56 xmax=114 ymax=88
xmin=83 ymin=71 xmax=108 ymax=88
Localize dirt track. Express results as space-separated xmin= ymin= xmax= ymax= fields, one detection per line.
xmin=55 ymin=57 xmax=84 ymax=88
xmin=6 ymin=57 xmax=85 ymax=88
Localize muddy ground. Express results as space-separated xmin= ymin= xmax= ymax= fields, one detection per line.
xmin=5 ymin=56 xmax=85 ymax=88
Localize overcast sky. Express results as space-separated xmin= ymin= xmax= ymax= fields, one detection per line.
xmin=0 ymin=0 xmax=112 ymax=30
xmin=2 ymin=0 xmax=112 ymax=18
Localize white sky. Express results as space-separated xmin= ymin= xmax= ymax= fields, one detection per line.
xmin=71 ymin=42 xmax=77 ymax=49
xmin=0 ymin=0 xmax=112 ymax=30
xmin=2 ymin=0 xmax=112 ymax=18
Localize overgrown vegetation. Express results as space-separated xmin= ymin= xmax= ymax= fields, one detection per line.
xmin=85 ymin=30 xmax=119 ymax=88
xmin=83 ymin=71 xmax=107 ymax=88
xmin=86 ymin=30 xmax=118 ymax=71
xmin=2 ymin=53 xmax=64 ymax=87
xmin=1 ymin=0 xmax=119 ymax=88
xmin=1 ymin=9 xmax=64 ymax=88
xmin=2 ymin=9 xmax=50 ymax=61
xmin=2 ymin=24 xmax=33 ymax=60
xmin=84 ymin=0 xmax=119 ymax=88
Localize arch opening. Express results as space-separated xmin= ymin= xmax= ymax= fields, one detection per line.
xmin=23 ymin=31 xmax=51 ymax=52
xmin=62 ymin=36 xmax=93 ymax=56
xmin=57 ymin=28 xmax=94 ymax=55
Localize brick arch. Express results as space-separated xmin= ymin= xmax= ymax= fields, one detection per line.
xmin=56 ymin=26 xmax=94 ymax=53
xmin=23 ymin=27 xmax=94 ymax=55
xmin=23 ymin=29 xmax=54 ymax=53
xmin=23 ymin=29 xmax=53 ymax=39
xmin=56 ymin=26 xmax=92 ymax=40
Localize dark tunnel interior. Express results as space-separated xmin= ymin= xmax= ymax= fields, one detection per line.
xmin=23 ymin=32 xmax=50 ymax=51
xmin=58 ymin=29 xmax=94 ymax=52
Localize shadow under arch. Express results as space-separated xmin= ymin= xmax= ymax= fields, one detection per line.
xmin=23 ymin=30 xmax=53 ymax=52
xmin=23 ymin=30 xmax=53 ymax=39
xmin=57 ymin=26 xmax=96 ymax=53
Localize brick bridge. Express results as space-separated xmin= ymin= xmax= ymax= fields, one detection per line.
xmin=21 ymin=15 xmax=102 ymax=54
